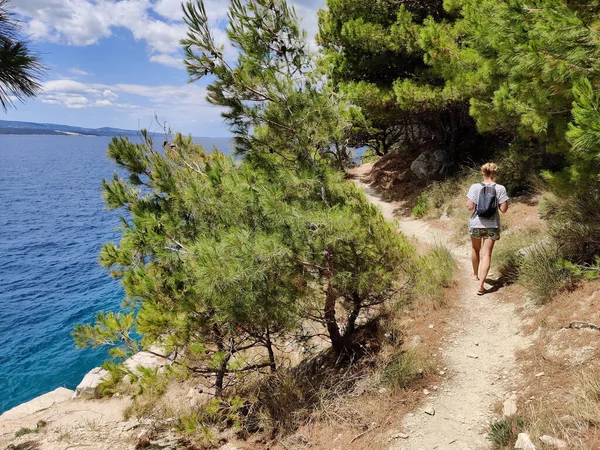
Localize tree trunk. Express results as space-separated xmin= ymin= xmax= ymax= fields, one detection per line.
xmin=265 ymin=325 xmax=276 ymax=373
xmin=215 ymin=359 xmax=228 ymax=396
xmin=324 ymin=247 xmax=344 ymax=354
xmin=343 ymin=290 xmax=362 ymax=340
xmin=213 ymin=325 xmax=231 ymax=397
xmin=449 ymin=109 xmax=460 ymax=160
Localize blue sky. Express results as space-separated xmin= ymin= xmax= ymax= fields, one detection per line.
xmin=6 ymin=0 xmax=324 ymax=137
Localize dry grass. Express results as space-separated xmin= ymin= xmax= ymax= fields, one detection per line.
xmin=272 ymin=295 xmax=456 ymax=450
xmin=493 ymin=279 xmax=600 ymax=449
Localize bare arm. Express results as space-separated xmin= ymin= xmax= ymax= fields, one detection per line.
xmin=499 ymin=201 xmax=508 ymax=213
xmin=466 ymin=199 xmax=475 ymax=211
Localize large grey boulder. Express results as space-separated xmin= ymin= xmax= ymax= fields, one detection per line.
xmin=74 ymin=346 xmax=175 ymax=399
xmin=410 ymin=150 xmax=447 ymax=180
xmin=516 ymin=239 xmax=549 ymax=258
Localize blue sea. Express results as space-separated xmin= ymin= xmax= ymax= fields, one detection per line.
xmin=0 ymin=135 xmax=231 ymax=414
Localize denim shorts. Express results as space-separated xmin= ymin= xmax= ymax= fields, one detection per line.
xmin=469 ymin=227 xmax=500 ymax=240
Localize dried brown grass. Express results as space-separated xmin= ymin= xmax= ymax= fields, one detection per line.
xmin=495 ymin=279 xmax=600 ymax=449
xmin=268 ymin=279 xmax=459 ymax=450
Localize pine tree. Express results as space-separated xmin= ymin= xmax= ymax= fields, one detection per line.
xmin=182 ymin=0 xmax=351 ymax=168
xmin=75 ymin=0 xmax=418 ymax=397
xmin=181 ymin=0 xmax=415 ymax=354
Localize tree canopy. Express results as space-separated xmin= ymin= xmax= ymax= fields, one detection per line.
xmin=318 ymin=0 xmax=600 ymax=190
xmin=317 ymin=0 xmax=479 ymax=158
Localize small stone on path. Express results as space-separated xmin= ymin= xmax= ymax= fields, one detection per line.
xmin=389 ymin=432 xmax=409 ymax=441
xmin=466 ymin=353 xmax=479 ymax=359
xmin=424 ymin=406 xmax=435 ymax=416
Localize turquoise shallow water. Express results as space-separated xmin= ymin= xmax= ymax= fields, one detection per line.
xmin=0 ymin=135 xmax=231 ymax=413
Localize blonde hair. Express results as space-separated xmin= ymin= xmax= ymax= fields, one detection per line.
xmin=481 ymin=162 xmax=497 ymax=178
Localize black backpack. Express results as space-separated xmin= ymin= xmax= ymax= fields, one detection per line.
xmin=476 ymin=183 xmax=497 ymax=218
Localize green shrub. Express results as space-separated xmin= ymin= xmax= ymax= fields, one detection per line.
xmin=425 ymin=167 xmax=480 ymax=213
xmin=489 ymin=416 xmax=525 ymax=448
xmin=360 ymin=148 xmax=380 ymax=164
xmin=412 ymin=194 xmax=430 ymax=218
xmin=96 ymin=360 xmax=131 ymax=397
xmin=381 ymin=350 xmax=424 ymax=390
xmin=544 ymin=185 xmax=600 ymax=264
xmin=495 ymin=148 xmax=541 ymax=196
xmin=15 ymin=420 xmax=46 ymax=438
xmin=15 ymin=427 xmax=38 ymax=438
xmin=492 ymin=232 xmax=540 ymax=284
xmin=519 ymin=244 xmax=579 ymax=304
xmin=412 ymin=245 xmax=456 ymax=307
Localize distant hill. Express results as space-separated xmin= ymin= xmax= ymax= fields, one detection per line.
xmin=0 ymin=120 xmax=233 ymax=153
xmin=0 ymin=120 xmax=140 ymax=137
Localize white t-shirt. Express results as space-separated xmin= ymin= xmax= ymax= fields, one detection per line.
xmin=466 ymin=183 xmax=509 ymax=229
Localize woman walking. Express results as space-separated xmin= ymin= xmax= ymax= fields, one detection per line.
xmin=466 ymin=163 xmax=509 ymax=295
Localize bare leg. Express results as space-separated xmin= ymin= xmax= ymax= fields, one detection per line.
xmin=470 ymin=236 xmax=482 ymax=280
xmin=478 ymin=238 xmax=496 ymax=292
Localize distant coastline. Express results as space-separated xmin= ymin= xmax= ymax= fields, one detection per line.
xmin=0 ymin=120 xmax=140 ymax=137
xmin=0 ymin=131 xmax=100 ymax=136
xmin=0 ymin=121 xmax=234 ymax=152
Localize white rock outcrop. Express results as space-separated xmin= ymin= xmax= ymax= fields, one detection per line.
xmin=515 ymin=432 xmax=536 ymax=450
xmin=539 ymin=435 xmax=567 ymax=449
xmin=503 ymin=393 xmax=518 ymax=417
xmin=74 ymin=367 xmax=110 ymax=398
xmin=123 ymin=345 xmax=175 ymax=374
xmin=0 ymin=387 xmax=74 ymax=422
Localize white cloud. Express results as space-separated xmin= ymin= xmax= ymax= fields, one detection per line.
xmin=37 ymin=78 xmax=224 ymax=131
xmin=152 ymin=0 xmax=188 ymax=21
xmin=293 ymin=1 xmax=322 ymax=47
xmin=44 ymin=80 xmax=100 ymax=95
xmin=153 ymin=0 xmax=229 ymax=23
xmin=70 ymin=68 xmax=90 ymax=76
xmin=42 ymin=93 xmax=90 ymax=109
xmin=17 ymin=0 xmax=114 ymax=45
xmin=149 ymin=53 xmax=184 ymax=69
xmin=103 ymin=89 xmax=119 ymax=100
xmin=16 ymin=0 xmax=324 ymax=67
xmin=15 ymin=0 xmax=185 ymax=67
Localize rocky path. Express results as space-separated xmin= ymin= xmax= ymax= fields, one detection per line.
xmin=352 ymin=169 xmax=530 ymax=450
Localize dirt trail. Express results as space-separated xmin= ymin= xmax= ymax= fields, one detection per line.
xmin=352 ymin=168 xmax=530 ymax=450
